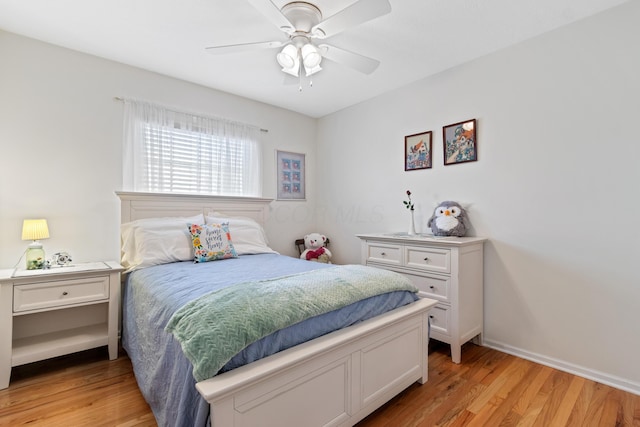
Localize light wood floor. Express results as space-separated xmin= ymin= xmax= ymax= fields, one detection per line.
xmin=1 ymin=342 xmax=638 ymax=426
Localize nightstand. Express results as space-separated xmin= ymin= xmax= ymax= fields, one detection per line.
xmin=357 ymin=233 xmax=486 ymax=363
xmin=0 ymin=261 xmax=123 ymax=389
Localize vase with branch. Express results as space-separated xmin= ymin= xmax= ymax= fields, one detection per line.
xmin=404 ymin=190 xmax=416 ymax=235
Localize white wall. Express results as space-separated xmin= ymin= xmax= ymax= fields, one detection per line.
xmin=317 ymin=2 xmax=640 ymax=393
xmin=0 ymin=30 xmax=317 ymax=267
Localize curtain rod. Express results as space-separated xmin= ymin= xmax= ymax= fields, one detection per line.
xmin=113 ymin=96 xmax=268 ymax=133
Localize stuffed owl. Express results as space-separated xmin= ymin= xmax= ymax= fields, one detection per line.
xmin=427 ymin=201 xmax=468 ymax=237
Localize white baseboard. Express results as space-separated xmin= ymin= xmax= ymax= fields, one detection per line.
xmin=483 ymin=339 xmax=640 ymax=396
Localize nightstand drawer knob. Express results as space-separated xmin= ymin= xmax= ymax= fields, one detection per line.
xmin=429 ymin=286 xmax=435 ymax=289
xmin=62 ymin=291 xmax=68 ymax=296
xmin=423 ymin=257 xmax=429 ymax=262
xmin=381 ymin=252 xmax=386 ymax=256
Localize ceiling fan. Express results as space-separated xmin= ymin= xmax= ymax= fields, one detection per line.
xmin=205 ymin=0 xmax=392 ymax=82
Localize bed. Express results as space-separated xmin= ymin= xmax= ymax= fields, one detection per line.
xmin=116 ymin=191 xmax=437 ymax=427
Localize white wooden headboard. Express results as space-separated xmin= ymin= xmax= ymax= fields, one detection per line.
xmin=116 ymin=191 xmax=273 ymax=226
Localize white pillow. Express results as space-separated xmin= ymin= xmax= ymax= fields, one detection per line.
xmin=121 ymin=214 xmax=205 ymax=271
xmin=206 ymin=213 xmax=278 ymax=255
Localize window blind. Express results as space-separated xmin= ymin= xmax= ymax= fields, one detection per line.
xmin=123 ymin=99 xmax=261 ymax=197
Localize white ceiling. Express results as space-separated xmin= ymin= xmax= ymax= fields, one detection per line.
xmin=0 ymin=0 xmax=628 ymax=118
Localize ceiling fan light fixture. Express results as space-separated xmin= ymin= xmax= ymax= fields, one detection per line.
xmin=276 ymin=44 xmax=298 ymax=69
xmin=304 ymin=64 xmax=322 ymax=77
xmin=301 ymin=43 xmax=322 ymax=69
xmin=282 ymin=63 xmax=300 ymax=77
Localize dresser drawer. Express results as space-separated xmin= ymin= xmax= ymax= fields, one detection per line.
xmin=428 ymin=304 xmax=450 ymax=337
xmin=364 ymin=242 xmax=402 ymax=266
xmin=404 ymin=246 xmax=451 ymax=274
xmin=403 ymin=272 xmax=450 ymax=302
xmin=13 ymin=276 xmax=110 ymax=313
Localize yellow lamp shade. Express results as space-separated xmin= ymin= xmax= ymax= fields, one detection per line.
xmin=22 ymin=219 xmax=50 ymax=241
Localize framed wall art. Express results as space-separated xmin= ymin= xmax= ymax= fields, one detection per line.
xmin=276 ymin=150 xmax=305 ymax=200
xmin=404 ymin=131 xmax=432 ymax=171
xmin=443 ymin=119 xmax=477 ymax=165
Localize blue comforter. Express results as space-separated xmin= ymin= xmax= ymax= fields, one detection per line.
xmin=122 ymin=254 xmax=418 ymax=427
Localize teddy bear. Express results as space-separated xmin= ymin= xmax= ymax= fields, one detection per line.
xmin=300 ymin=233 xmax=332 ymax=263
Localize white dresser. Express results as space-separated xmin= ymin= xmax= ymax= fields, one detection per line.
xmin=357 ymin=233 xmax=486 ymax=363
xmin=0 ymin=261 xmax=123 ymax=389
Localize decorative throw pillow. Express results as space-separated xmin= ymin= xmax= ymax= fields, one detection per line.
xmin=188 ymin=223 xmax=238 ymax=263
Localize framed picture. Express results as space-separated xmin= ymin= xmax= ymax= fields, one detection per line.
xmin=404 ymin=131 xmax=432 ymax=171
xmin=443 ymin=119 xmax=477 ymax=165
xmin=276 ymin=150 xmax=305 ymax=200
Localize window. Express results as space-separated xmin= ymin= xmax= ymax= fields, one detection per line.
xmin=123 ymin=99 xmax=261 ymax=196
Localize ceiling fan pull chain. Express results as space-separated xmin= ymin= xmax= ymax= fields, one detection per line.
xmin=299 ymin=62 xmax=304 ymax=92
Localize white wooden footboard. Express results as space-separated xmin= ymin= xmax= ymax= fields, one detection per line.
xmin=197 ymin=298 xmax=437 ymax=427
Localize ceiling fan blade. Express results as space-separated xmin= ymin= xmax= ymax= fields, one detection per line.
xmin=247 ymin=0 xmax=295 ymax=34
xmin=205 ymin=40 xmax=285 ymax=55
xmin=318 ymin=44 xmax=380 ymax=74
xmin=311 ymin=0 xmax=391 ymax=39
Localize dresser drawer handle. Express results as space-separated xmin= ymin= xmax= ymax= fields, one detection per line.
xmin=62 ymin=291 xmax=69 ymax=296
xmin=380 ymin=252 xmax=386 ymax=256
xmin=423 ymin=257 xmax=429 ymax=262
xmin=429 ymin=286 xmax=435 ymax=289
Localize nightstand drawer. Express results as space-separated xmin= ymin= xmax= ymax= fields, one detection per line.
xmin=405 ymin=246 xmax=450 ymax=274
xmin=403 ymin=272 xmax=450 ymax=302
xmin=365 ymin=243 xmax=402 ymax=266
xmin=428 ymin=304 xmax=450 ymax=336
xmin=14 ymin=276 xmax=110 ymax=313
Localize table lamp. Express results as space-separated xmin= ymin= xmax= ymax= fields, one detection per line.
xmin=22 ymin=219 xmax=50 ymax=270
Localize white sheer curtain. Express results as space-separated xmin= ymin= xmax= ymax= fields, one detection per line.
xmin=123 ymin=99 xmax=262 ymax=197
